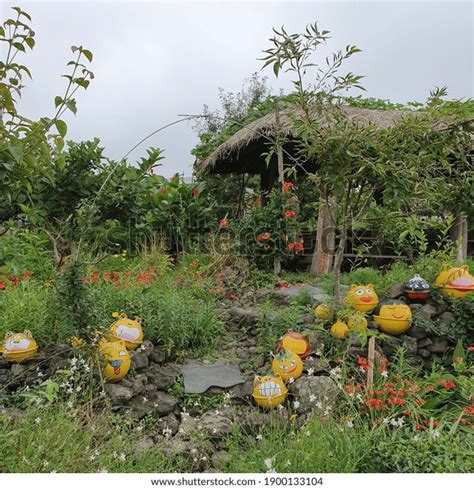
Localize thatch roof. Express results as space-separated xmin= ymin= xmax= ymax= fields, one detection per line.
xmin=196 ymin=106 xmax=410 ymax=174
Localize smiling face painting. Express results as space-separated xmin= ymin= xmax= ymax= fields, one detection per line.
xmin=108 ymin=313 xmax=144 ymax=350
xmin=99 ymin=339 xmax=131 ymax=382
xmin=345 ymin=284 xmax=379 ymax=313
xmin=272 ymin=350 xmax=303 ymax=382
xmin=373 ymin=300 xmax=413 ymax=335
xmin=2 ymin=330 xmax=38 ymax=363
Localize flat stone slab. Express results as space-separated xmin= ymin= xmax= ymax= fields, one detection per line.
xmin=273 ymin=285 xmax=328 ymax=304
xmin=181 ymin=363 xmax=244 ymax=394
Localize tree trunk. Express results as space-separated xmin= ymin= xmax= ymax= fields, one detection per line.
xmin=332 ymin=222 xmax=348 ymax=306
xmin=310 ymin=185 xmax=334 ymax=276
xmin=450 ymin=214 xmax=468 ymax=263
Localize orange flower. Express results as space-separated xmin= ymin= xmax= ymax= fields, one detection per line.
xmin=282 ymin=181 xmax=294 ymax=192
xmin=161 ymin=187 xmax=168 ymax=195
xmin=366 ymin=399 xmax=383 ymax=410
xmin=0 ymin=281 xmax=5 ymax=289
xmin=219 ymin=219 xmax=228 ymax=229
xmin=256 ymin=232 xmax=271 ymax=242
xmin=22 ymin=271 xmax=32 ymax=279
xmin=439 ymin=380 xmax=456 ymax=389
xmin=454 ymin=356 xmax=463 ymax=363
xmin=192 ymin=187 xmax=201 ymax=198
xmin=283 ymin=209 xmax=297 ymax=219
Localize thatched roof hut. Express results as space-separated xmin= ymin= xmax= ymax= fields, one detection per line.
xmin=195 ymin=106 xmax=409 ymax=177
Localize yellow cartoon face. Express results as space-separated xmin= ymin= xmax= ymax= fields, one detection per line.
xmin=373 ymin=301 xmax=412 ymax=335
xmin=348 ymin=313 xmax=368 ymax=333
xmin=99 ymin=339 xmax=131 ymax=382
xmin=435 ymin=265 xmax=474 ymax=299
xmin=272 ymin=351 xmax=303 ymax=382
xmin=345 ymin=284 xmax=379 ymax=313
xmin=252 ymin=375 xmax=288 ymax=409
xmin=2 ymin=331 xmax=38 ymax=363
xmin=108 ymin=313 xmax=143 ymax=350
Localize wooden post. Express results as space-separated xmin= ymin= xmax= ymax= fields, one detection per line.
xmin=273 ymin=98 xmax=285 ymax=277
xmin=367 ymin=336 xmax=376 ymax=389
xmin=450 ymin=214 xmax=468 ymax=264
xmin=309 ymin=184 xmax=334 ymax=276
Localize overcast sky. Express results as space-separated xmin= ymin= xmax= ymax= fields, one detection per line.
xmin=2 ymin=0 xmax=473 ymax=176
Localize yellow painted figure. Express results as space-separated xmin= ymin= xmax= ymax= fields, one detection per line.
xmin=277 ymin=332 xmax=311 ymax=359
xmin=108 ymin=313 xmax=144 ymax=350
xmin=434 ymin=265 xmax=474 ymax=299
xmin=345 ymin=284 xmax=379 ymax=313
xmin=373 ymin=301 xmax=412 ymax=335
xmin=315 ymin=304 xmax=332 ymax=321
xmin=252 ymin=375 xmax=288 ymax=408
xmin=348 ymin=312 xmax=368 ymax=333
xmin=99 ymin=339 xmax=131 ymax=382
xmin=272 ymin=350 xmax=303 ymax=382
xmin=330 ymin=321 xmax=350 ymax=339
xmin=1 ymin=331 xmax=38 ymax=363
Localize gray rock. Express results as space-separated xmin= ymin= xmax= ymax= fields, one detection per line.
xmin=131 ymin=351 xmax=149 ymax=371
xmin=382 ymin=336 xmax=402 ymax=356
xmin=273 ymin=286 xmax=327 ymax=305
xmin=139 ymin=340 xmax=155 ymax=356
xmin=255 ymin=288 xmax=273 ymax=302
xmin=181 ymin=363 xmax=243 ymax=394
xmin=438 ymin=312 xmax=455 ymax=326
xmin=304 ymin=357 xmax=330 ymax=374
xmin=159 ymin=413 xmax=180 ymax=436
xmin=134 ymin=436 xmax=155 ymax=453
xmin=130 ymin=377 xmax=146 ymax=396
xmin=104 ymin=383 xmax=134 ymax=403
xmin=419 ymin=349 xmax=431 ymax=359
xmin=153 ymin=392 xmax=178 ymax=416
xmin=212 ymin=451 xmax=232 ymax=469
xmin=148 ymin=364 xmax=181 ymax=391
xmin=230 ymin=379 xmax=253 ymax=402
xmin=289 ymin=376 xmax=339 ymax=414
xmin=400 ymin=336 xmax=417 ymax=356
xmin=429 ymin=336 xmax=448 ymax=353
xmin=0 ymin=369 xmax=12 ymax=386
xmin=198 ymin=411 xmax=233 ymax=440
xmin=417 ymin=337 xmax=433 ymax=349
xmin=234 ymin=407 xmax=289 ymax=434
xmin=407 ymin=325 xmax=427 ymax=339
xmin=129 ymin=391 xmax=177 ymax=419
xmin=406 ymin=355 xmax=423 ymax=366
xmin=10 ymin=364 xmax=29 ymax=377
xmin=412 ymin=304 xmax=437 ymax=321
xmin=388 ymin=282 xmax=405 ymax=299
xmin=228 ymin=307 xmax=261 ymax=326
xmin=149 ymin=347 xmax=166 ymax=364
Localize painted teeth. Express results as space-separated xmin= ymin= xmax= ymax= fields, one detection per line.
xmin=259 ymin=381 xmax=282 ymax=397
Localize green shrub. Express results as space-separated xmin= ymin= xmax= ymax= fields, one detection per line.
xmin=0 ymin=404 xmax=190 ymax=473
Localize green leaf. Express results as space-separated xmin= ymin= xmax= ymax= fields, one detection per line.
xmin=54 ymin=96 xmax=63 ymax=108
xmin=55 ymin=119 xmax=67 ymax=138
xmin=81 ymin=49 xmax=93 ymax=62
xmin=66 ymin=99 xmax=77 ymax=114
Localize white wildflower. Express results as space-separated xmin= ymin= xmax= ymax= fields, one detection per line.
xmin=34 ymin=417 xmax=41 ymax=425
xmin=256 ymin=434 xmax=263 ymax=441
xmin=307 ymin=368 xmax=315 ymax=376
xmin=309 ymin=394 xmax=316 ymax=403
xmin=381 ymin=370 xmax=389 ymax=378
xmin=264 ymin=457 xmax=275 ymax=470
xmin=346 ymin=420 xmax=354 ymax=428
xmin=430 ymin=430 xmax=441 ymax=439
xmin=118 ymin=453 xmax=126 ymax=461
xmin=288 ymin=377 xmax=295 ymax=384
xmin=293 ymin=400 xmax=300 ymax=409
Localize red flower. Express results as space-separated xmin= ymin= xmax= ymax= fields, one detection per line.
xmin=103 ymin=272 xmax=112 ymax=281
xmin=464 ymin=406 xmax=474 ymax=415
xmin=219 ymin=219 xmax=228 ymax=229
xmin=192 ymin=187 xmax=201 ymax=198
xmin=454 ymin=356 xmax=463 ymax=364
xmin=415 ymin=399 xmax=425 ymax=406
xmin=229 ymin=293 xmax=238 ymax=301
xmin=387 ymin=397 xmax=406 ymax=406
xmin=0 ymin=281 xmax=5 ymax=289
xmin=282 ymin=181 xmax=294 ymax=192
xmin=9 ymin=277 xmax=20 ymax=285
xmin=22 ymin=271 xmax=32 ymax=279
xmin=83 ymin=276 xmax=89 ymax=284
xmin=283 ymin=210 xmax=297 ymax=219
xmin=439 ymin=380 xmax=456 ymax=389
xmin=366 ymin=399 xmax=383 ymax=410
xmin=357 ymin=356 xmax=369 ymax=372
xmin=160 ymin=187 xmax=168 ymax=195
xmin=467 ymin=346 xmax=474 ymax=352
xmin=256 ymin=232 xmax=271 ymax=242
